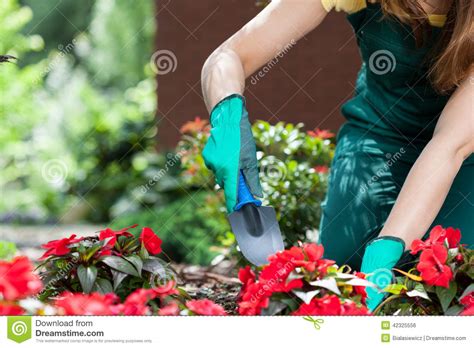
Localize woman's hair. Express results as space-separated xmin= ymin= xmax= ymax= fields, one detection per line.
xmin=380 ymin=0 xmax=473 ymax=93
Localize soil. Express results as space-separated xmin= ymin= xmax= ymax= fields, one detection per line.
xmin=173 ymin=262 xmax=242 ymax=314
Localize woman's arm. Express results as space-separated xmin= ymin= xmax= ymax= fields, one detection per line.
xmin=201 ymin=0 xmax=328 ymax=112
xmin=379 ymin=74 xmax=474 ymax=247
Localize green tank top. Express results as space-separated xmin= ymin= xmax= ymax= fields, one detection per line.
xmin=341 ymin=2 xmax=451 ymax=145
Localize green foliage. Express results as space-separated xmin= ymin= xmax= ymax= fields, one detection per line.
xmin=112 ymin=191 xmax=232 ymax=266
xmin=1 ymin=0 xmax=158 ymax=222
xmin=177 ymin=119 xmax=335 ymax=244
xmin=0 ymin=241 xmax=17 ymax=260
xmin=21 ymin=0 xmax=94 ymax=63
xmin=37 ymin=225 xmax=175 ymax=301
xmin=87 ymin=0 xmax=156 ymax=88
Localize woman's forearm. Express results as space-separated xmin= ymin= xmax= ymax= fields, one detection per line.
xmin=379 ymin=138 xmax=465 ymax=247
xmin=379 ymin=76 xmax=473 ymax=247
xmin=201 ymin=49 xmax=246 ymax=112
xmin=201 ymin=0 xmax=328 ymax=112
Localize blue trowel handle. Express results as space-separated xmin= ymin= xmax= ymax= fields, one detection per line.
xmin=234 ymin=172 xmax=262 ymax=211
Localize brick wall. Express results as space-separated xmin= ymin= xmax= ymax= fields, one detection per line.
xmin=155 ymin=0 xmax=361 ymax=147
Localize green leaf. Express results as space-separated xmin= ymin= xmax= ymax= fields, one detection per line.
xmin=309 ymin=278 xmax=341 ymax=295
xmin=77 ymin=265 xmax=98 ymax=293
xmin=459 ymin=283 xmax=474 ymax=301
xmin=142 ymin=258 xmax=167 ymax=275
xmin=292 ymin=289 xmax=320 ymax=304
xmin=112 ymin=270 xmax=128 ymax=290
xmin=83 ymin=244 xmax=102 ymax=262
xmin=124 ymin=255 xmax=143 ymax=276
xmin=406 ymin=283 xmax=431 ymax=301
xmin=92 ymin=278 xmax=114 ymax=294
xmin=0 ymin=241 xmax=17 ymax=260
xmin=261 ymin=301 xmax=287 ymax=316
xmin=444 ymin=305 xmax=463 ymax=316
xmin=101 ymin=256 xmax=140 ymax=277
xmin=436 ymin=282 xmax=457 ymax=313
xmin=382 ymin=283 xmax=407 ymax=295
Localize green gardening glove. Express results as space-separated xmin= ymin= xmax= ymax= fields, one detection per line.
xmin=202 ymin=94 xmax=263 ymax=212
xmin=361 ymin=236 xmax=405 ymax=312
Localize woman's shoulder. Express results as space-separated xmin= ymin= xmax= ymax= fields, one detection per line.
xmin=321 ymin=0 xmax=368 ymax=14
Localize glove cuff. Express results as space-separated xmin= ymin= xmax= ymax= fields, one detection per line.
xmin=209 ymin=94 xmax=246 ymax=127
xmin=361 ymin=236 xmax=405 ymax=274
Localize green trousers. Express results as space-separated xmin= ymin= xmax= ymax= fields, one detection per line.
xmin=319 ymin=123 xmax=474 ymax=270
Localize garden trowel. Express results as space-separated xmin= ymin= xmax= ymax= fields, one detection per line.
xmin=228 ymin=172 xmax=284 ymax=266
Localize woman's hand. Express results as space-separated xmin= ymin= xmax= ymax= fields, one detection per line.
xmin=200 ymin=0 xmax=328 ymax=210
xmin=202 ymin=95 xmax=262 ymax=212
xmin=378 ymin=73 xmax=474 ymax=247
xmin=361 ymin=72 xmax=473 ymax=310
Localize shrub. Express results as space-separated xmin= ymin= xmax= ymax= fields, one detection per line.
xmin=37 ymin=225 xmax=176 ymax=302
xmin=177 ymin=118 xmax=335 ymax=244
xmin=237 ymin=243 xmax=370 ymax=315
xmin=112 ymin=191 xmax=232 ymax=266
xmin=377 ymin=226 xmax=474 ymax=315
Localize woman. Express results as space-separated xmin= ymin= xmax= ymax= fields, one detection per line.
xmin=201 ymin=0 xmax=473 ymax=309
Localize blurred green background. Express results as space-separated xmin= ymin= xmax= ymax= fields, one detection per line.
xmin=0 ymin=0 xmax=334 ymax=266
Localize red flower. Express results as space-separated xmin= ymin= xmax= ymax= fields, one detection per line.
xmin=460 ymin=292 xmax=474 ymax=309
xmin=121 ymin=288 xmax=158 ymax=315
xmin=307 ymin=128 xmax=335 ymax=139
xmin=0 ymin=303 xmax=25 ymax=315
xmin=139 ymin=227 xmax=162 ymax=255
xmin=353 ymin=272 xmax=368 ymax=303
xmin=416 ymin=244 xmax=453 ymax=288
xmin=0 ymin=256 xmax=43 ymax=301
xmin=460 ymin=307 xmax=474 ymax=316
xmin=341 ymin=301 xmax=370 ymax=315
xmin=238 ymin=266 xmax=256 ymax=289
xmin=314 ymin=165 xmax=329 ymax=174
xmin=292 ymin=294 xmax=342 ymax=315
xmin=158 ymin=301 xmax=180 ymax=316
xmin=99 ymin=224 xmax=136 ymax=247
xmin=40 ymin=234 xmax=83 ymax=259
xmin=54 ymin=292 xmax=118 ymax=315
xmin=180 ymin=117 xmax=209 ymax=134
xmin=238 ymin=282 xmax=271 ymax=315
xmin=151 ymin=280 xmax=179 ymax=298
xmin=186 ymin=299 xmax=227 ymax=316
xmin=411 ymin=225 xmax=461 ymax=254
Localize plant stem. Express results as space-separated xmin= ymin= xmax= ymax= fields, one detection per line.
xmin=373 ymin=295 xmax=403 ymax=315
